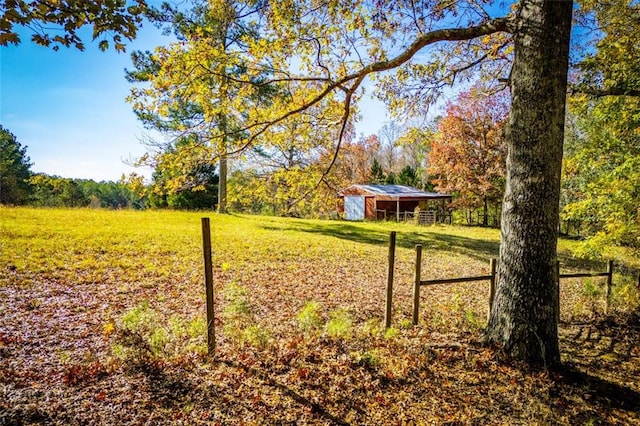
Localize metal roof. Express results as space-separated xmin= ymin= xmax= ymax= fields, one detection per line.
xmin=338 ymin=184 xmax=451 ymax=198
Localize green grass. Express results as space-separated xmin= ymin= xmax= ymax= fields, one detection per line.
xmin=0 ymin=207 xmax=504 ymax=326
xmin=1 ymin=207 xmax=497 ymax=281
xmin=2 ymin=206 xmax=636 ymax=322
xmin=1 ymin=206 xmax=634 ymax=322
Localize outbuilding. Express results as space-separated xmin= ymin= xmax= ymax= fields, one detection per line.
xmin=337 ymin=184 xmax=452 ymax=223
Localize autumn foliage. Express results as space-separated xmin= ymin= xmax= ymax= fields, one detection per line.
xmin=428 ymin=87 xmax=508 ymax=225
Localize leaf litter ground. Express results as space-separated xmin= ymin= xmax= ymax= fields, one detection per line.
xmin=1 ymin=208 xmax=639 ymax=424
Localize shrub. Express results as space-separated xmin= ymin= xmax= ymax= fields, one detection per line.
xmin=611 ymin=276 xmax=640 ymax=312
xmin=242 ymin=325 xmax=271 ymax=349
xmin=359 ymin=318 xmax=383 ymax=337
xmin=111 ymin=301 xmax=206 ymax=363
xmin=325 ymin=308 xmax=353 ymax=338
xmin=221 ymin=282 xmax=271 ymax=348
xmin=572 ymin=234 xmax=608 ymax=260
xmin=297 ymin=301 xmax=323 ymax=333
xmin=463 ymin=309 xmax=484 ymax=330
xmin=384 ymin=327 xmax=400 ymax=339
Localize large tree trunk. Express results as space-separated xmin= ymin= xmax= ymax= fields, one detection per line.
xmin=482 ymin=196 xmax=488 ymax=227
xmin=217 ymin=115 xmax=228 ymax=214
xmin=486 ymin=0 xmax=573 ymax=364
xmin=218 ymin=153 xmax=227 ymax=213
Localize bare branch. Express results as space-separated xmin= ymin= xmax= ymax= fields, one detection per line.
xmin=289 ymin=74 xmax=365 ymax=206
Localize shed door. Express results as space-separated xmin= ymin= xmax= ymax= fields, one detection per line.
xmin=344 ymin=196 xmax=365 ymax=221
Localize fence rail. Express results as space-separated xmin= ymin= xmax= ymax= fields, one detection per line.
xmin=383 ymin=233 xmax=618 ymax=329
xmin=559 ymin=271 xmax=610 ymax=279
xmin=412 ymin=244 xmax=497 ymax=325
xmin=407 ymin=243 xmax=614 ymax=327
xmin=421 ymin=275 xmax=494 ymax=286
xmin=558 ymin=260 xmax=613 ymax=315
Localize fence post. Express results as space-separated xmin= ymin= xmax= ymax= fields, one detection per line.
xmin=487 ymin=258 xmax=497 ymax=322
xmin=413 ymin=245 xmax=423 ymax=326
xmin=605 ymin=260 xmax=614 ymax=315
xmin=201 ymin=217 xmax=215 ymax=357
xmin=385 ymin=231 xmax=396 ymax=329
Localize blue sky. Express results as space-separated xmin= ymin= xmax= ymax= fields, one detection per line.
xmin=1 ymin=23 xmax=388 ymax=182
xmin=1 ymin=23 xmax=175 ymax=182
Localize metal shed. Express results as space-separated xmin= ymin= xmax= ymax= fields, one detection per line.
xmin=337 ymin=184 xmax=452 ymax=222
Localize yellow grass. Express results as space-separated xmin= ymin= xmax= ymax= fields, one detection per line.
xmin=1 ymin=207 xmax=639 ymax=424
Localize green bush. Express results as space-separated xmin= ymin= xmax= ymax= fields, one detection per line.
xmin=241 ymin=324 xmax=271 ymax=349
xmin=572 ymin=234 xmax=607 ymax=260
xmin=325 ymin=308 xmax=353 ymax=338
xmin=111 ymin=301 xmax=206 ymax=363
xmin=297 ymin=301 xmax=323 ymax=333
xmin=611 ymin=276 xmax=640 ymax=312
xmin=221 ymin=282 xmax=271 ymax=348
xmin=384 ymin=327 xmax=400 ymax=339
xmin=359 ymin=318 xmax=383 ymax=337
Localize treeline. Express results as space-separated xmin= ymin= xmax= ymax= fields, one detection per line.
xmin=0 ymin=125 xmax=137 ymax=208
xmin=28 ymin=174 xmax=141 ymax=209
xmin=0 ymin=124 xmax=220 ymax=209
xmin=3 ymin=170 xmax=220 ymax=211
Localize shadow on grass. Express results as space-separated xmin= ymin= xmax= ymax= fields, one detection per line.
xmin=219 ymin=359 xmax=351 ymax=425
xmin=138 ymin=349 xmax=640 ymax=425
xmin=561 ymin=309 xmax=640 ymax=367
xmin=556 ymin=309 xmax=640 ymax=422
xmin=553 ymin=365 xmax=640 ymax=414
xmin=557 ymin=252 xmax=610 ymax=273
xmin=264 ymin=219 xmax=639 ymax=276
xmin=557 ymin=245 xmax=640 ymax=284
xmin=260 ymin=220 xmax=500 ymax=263
xmin=129 ymin=322 xmax=639 ymax=425
xmin=137 ymin=356 xmax=350 ymax=425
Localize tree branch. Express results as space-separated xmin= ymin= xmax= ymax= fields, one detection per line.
xmin=357 ymin=17 xmax=511 ymax=77
xmin=234 ymin=16 xmax=512 ymax=143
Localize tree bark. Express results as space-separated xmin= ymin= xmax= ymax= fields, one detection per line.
xmin=486 ymin=0 xmax=573 ymax=365
xmin=217 ymin=113 xmax=228 ymax=214
xmin=218 ymin=153 xmax=227 ymax=213
xmin=483 ymin=196 xmax=488 ymax=226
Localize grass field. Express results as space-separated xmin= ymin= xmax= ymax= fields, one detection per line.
xmin=1 ymin=207 xmax=639 ymax=424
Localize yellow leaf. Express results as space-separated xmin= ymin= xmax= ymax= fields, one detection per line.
xmin=102 ymin=322 xmax=115 ymax=337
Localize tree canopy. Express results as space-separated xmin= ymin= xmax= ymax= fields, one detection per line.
xmin=428 ymin=86 xmax=508 ymax=225
xmin=127 ymin=0 xmax=289 ymax=212
xmin=128 ymin=1 xmax=512 ymax=190
xmin=0 ymin=126 xmax=32 ymax=205
xmin=573 ymin=0 xmax=640 ymax=97
xmin=562 ymin=92 xmax=640 ymax=253
xmin=0 ymin=0 xmax=148 ymax=51
xmin=560 ymin=1 xmax=640 ymax=254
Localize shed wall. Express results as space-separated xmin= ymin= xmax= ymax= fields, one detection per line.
xmin=344 ymin=196 xmax=366 ymax=220
xmin=365 ymin=197 xmax=376 ymax=219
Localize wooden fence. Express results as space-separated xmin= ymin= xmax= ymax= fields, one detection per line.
xmin=201 ymin=218 xmax=216 ymax=357
xmin=412 ymin=244 xmax=497 ymax=325
xmin=557 ymin=260 xmax=613 ymax=316
xmin=410 ymin=244 xmax=614 ymax=327
xmin=384 ymin=232 xmax=616 ymax=328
